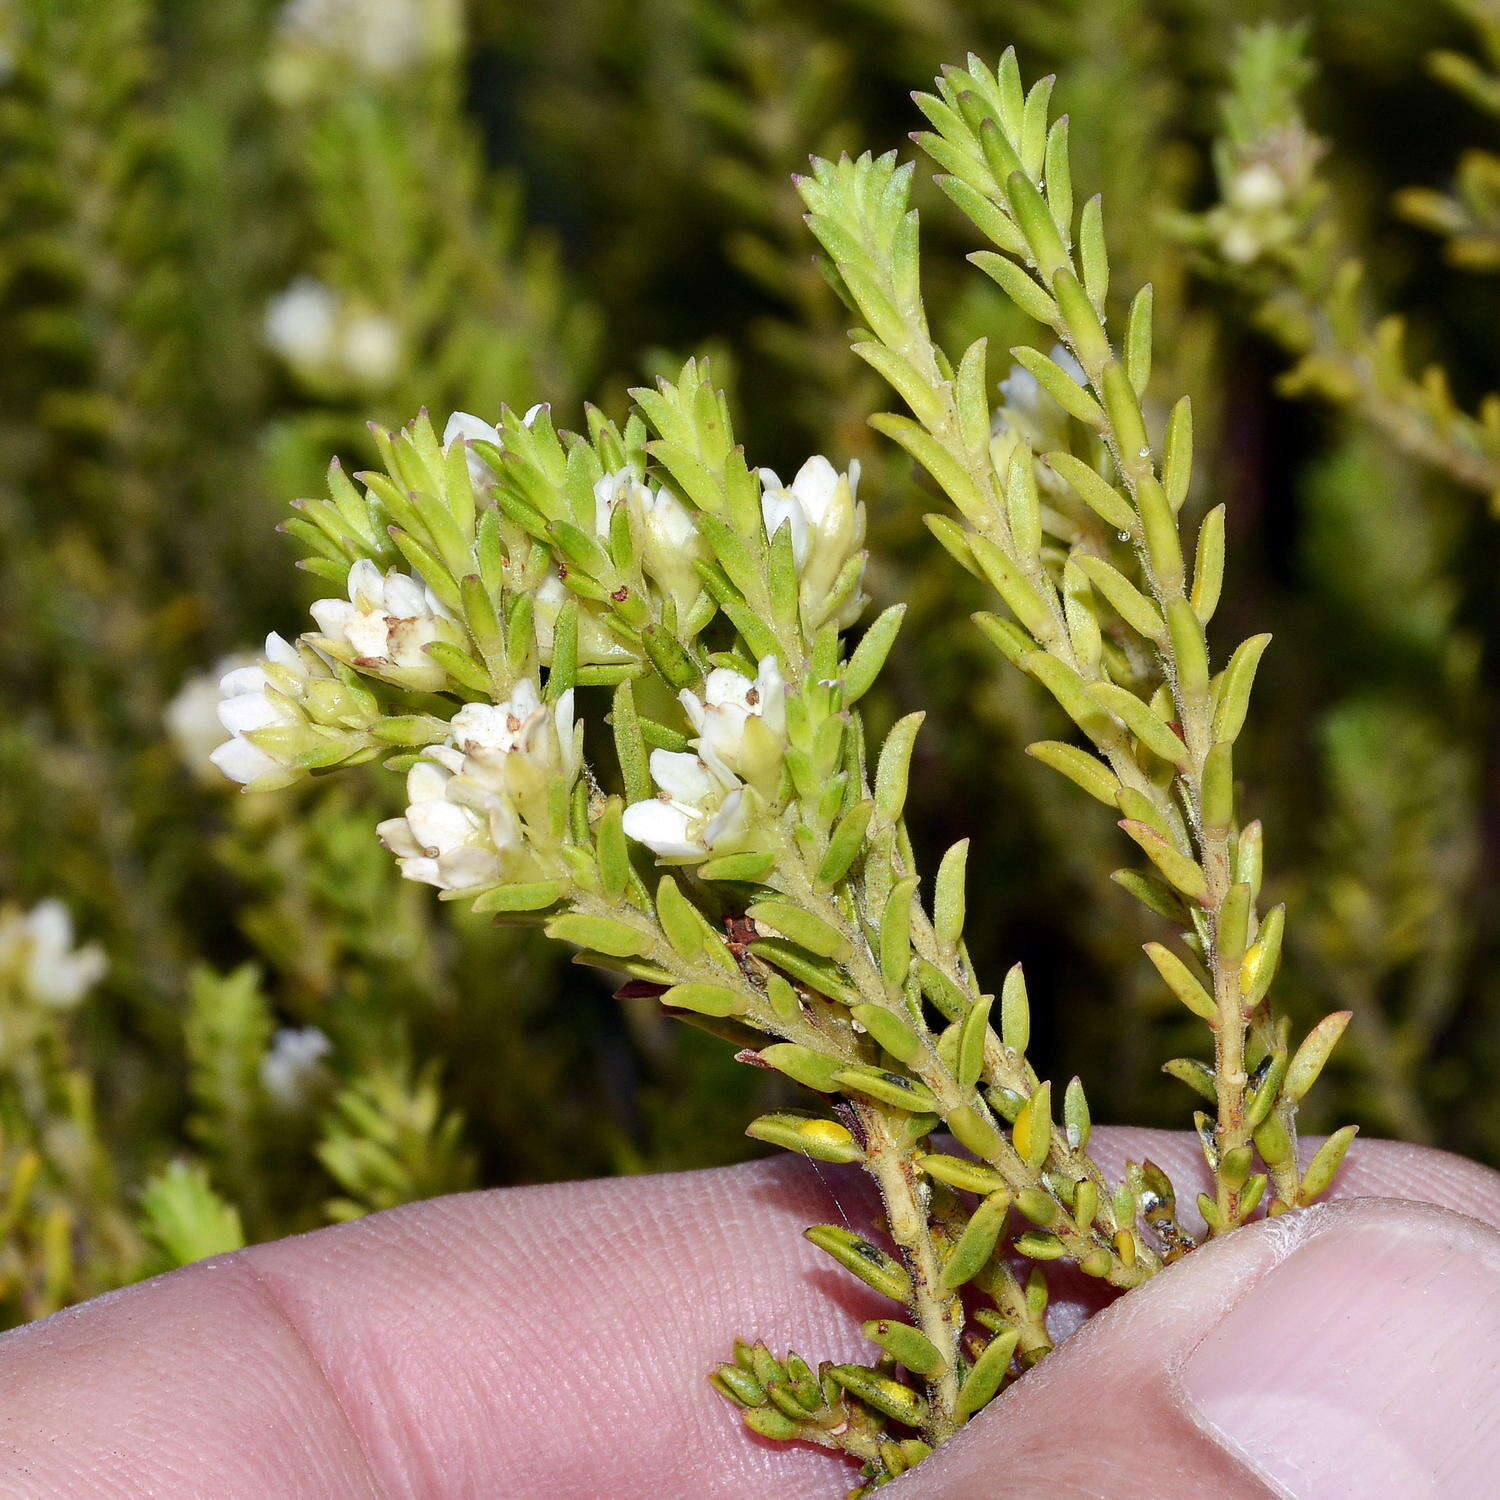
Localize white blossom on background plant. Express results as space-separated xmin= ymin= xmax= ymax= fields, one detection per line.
xmin=0 ymin=900 xmax=106 ymax=1010
xmin=268 ymin=0 xmax=462 ymax=102
xmin=260 ymin=1026 xmax=333 ymax=1110
xmin=758 ymin=456 xmax=866 ymax=628
xmin=264 ymin=277 xmax=401 ymax=389
xmin=310 ymin=559 xmax=459 ymax=692
xmin=991 ymin=345 xmax=1087 ymax=492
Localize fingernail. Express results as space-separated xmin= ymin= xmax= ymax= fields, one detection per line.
xmin=1179 ymin=1220 xmax=1500 ymax=1497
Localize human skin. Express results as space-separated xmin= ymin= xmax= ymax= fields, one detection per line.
xmin=1 ymin=1129 xmax=1497 ymax=1498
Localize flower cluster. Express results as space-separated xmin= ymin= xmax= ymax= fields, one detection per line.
xmin=758 ymin=457 xmax=867 ymax=629
xmin=377 ymin=679 xmax=580 ymax=892
xmin=309 ymin=560 xmax=460 ymax=693
xmin=0 ymin=900 xmax=106 ymax=1011
xmin=623 ymin=658 xmax=786 ymax=861
xmin=211 ymin=631 xmax=378 ymax=790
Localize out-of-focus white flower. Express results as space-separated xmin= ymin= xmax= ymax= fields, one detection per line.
xmin=0 ymin=900 xmax=106 ymax=1010
xmin=758 ymin=456 xmax=867 ymax=630
xmin=622 ymin=750 xmax=750 ymax=862
xmin=310 ymin=559 xmax=458 ymax=692
xmin=377 ymin=680 xmax=580 ymax=892
xmin=1227 ymin=161 xmax=1286 ymax=213
xmin=265 ymin=278 xmax=338 ymax=367
xmin=269 ymin=0 xmax=462 ymax=102
xmin=167 ymin=653 xmax=256 ymax=784
xmin=260 ymin=1026 xmax=333 ymax=1109
xmin=264 ymin=277 xmax=400 ymax=389
xmin=341 ymin=311 xmax=401 ymax=385
xmin=679 ymin=657 xmax=786 ymax=791
xmin=211 ymin=633 xmax=315 ymax=787
xmin=442 ymin=403 xmax=546 ymax=489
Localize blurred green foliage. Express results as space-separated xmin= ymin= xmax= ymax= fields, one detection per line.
xmin=0 ymin=0 xmax=1496 ymax=1322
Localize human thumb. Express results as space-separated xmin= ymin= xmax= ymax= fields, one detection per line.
xmin=895 ymin=1197 xmax=1500 ymax=1497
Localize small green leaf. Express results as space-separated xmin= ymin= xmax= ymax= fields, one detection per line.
xmin=880 ymin=876 xmax=919 ymax=993
xmin=1284 ymin=1011 xmax=1352 ymax=1103
xmin=1300 ymin=1125 xmax=1358 ymax=1203
xmin=663 ymin=983 xmax=747 ymax=1017
xmin=746 ymin=901 xmax=851 ymax=962
xmin=828 ymin=1365 xmax=929 ymax=1427
xmin=874 ymin=713 xmax=925 ymax=818
xmin=1024 ymin=741 xmax=1121 ymax=806
xmin=956 ymin=991 xmax=993 ymax=1092
xmin=1144 ymin=941 xmax=1217 ymax=1021
xmin=1120 ymin=821 xmax=1208 ymax=903
xmin=469 ymin=881 xmax=566 ymax=914
xmin=547 ymin=913 xmax=654 ymax=958
xmin=1063 ymin=1076 xmax=1091 ymax=1151
xmin=834 ymin=1066 xmax=938 ymax=1113
xmin=747 ymin=1111 xmax=863 ymax=1163
xmin=844 ymin=605 xmax=906 ymax=703
xmin=918 ymin=1153 xmax=1010 ymax=1195
xmin=956 ymin=1327 xmax=1020 ymax=1418
xmin=806 ymin=1227 xmax=912 ymax=1302
xmin=934 ymin=839 xmax=969 ymax=952
xmin=861 ymin=1320 xmax=946 ymax=1378
xmin=850 ymin=1004 xmax=922 ymax=1064
xmin=940 ymin=1189 xmax=1012 ymax=1289
xmin=1000 ymin=963 xmax=1030 ymax=1055
xmin=1012 ymin=1080 xmax=1052 ymax=1169
xmin=759 ymin=1043 xmax=845 ymax=1093
xmin=1212 ymin=634 xmax=1272 ymax=744
xmin=816 ymin=800 xmax=873 ymax=887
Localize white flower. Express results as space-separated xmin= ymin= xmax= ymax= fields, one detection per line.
xmin=309 ymin=559 xmax=457 ymax=691
xmin=679 ymin=657 xmax=786 ymax=790
xmin=0 ymin=900 xmax=106 ymax=1010
xmin=446 ymin=678 xmax=580 ymax=813
xmin=1227 ymin=161 xmax=1286 ymax=213
xmin=622 ymin=750 xmax=750 ymax=862
xmin=260 ymin=1027 xmax=333 ymax=1109
xmin=264 ymin=277 xmax=338 ymax=368
xmin=377 ymin=751 xmax=515 ymax=891
xmin=340 ymin=310 xmax=401 ymax=385
xmin=592 ymin=467 xmax=706 ymax=615
xmin=442 ymin=403 xmax=545 ymax=490
xmin=210 ymin=632 xmax=312 ymax=787
xmin=167 ymin=653 xmax=256 ymax=783
xmin=270 ymin=0 xmax=461 ymax=92
xmin=758 ymin=456 xmax=867 ymax=630
xmin=264 ymin=277 xmax=401 ymax=389
xmin=377 ymin=680 xmax=580 ymax=891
